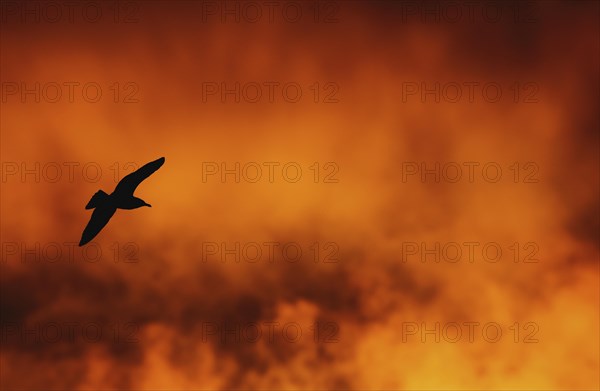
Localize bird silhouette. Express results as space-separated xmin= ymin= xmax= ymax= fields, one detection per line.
xmin=79 ymin=157 xmax=165 ymax=246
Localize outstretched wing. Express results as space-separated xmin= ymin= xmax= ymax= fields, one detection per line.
xmin=79 ymin=206 xmax=116 ymax=246
xmin=114 ymin=157 xmax=165 ymax=196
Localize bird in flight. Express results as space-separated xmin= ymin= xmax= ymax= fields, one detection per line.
xmin=79 ymin=157 xmax=165 ymax=246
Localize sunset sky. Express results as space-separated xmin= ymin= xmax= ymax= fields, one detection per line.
xmin=1 ymin=1 xmax=599 ymax=390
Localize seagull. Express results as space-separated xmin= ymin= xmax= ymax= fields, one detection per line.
xmin=79 ymin=157 xmax=165 ymax=246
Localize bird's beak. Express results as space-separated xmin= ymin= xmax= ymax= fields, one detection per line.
xmin=146 ymin=203 xmax=152 ymax=207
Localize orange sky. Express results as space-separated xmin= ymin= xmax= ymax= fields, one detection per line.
xmin=1 ymin=1 xmax=599 ymax=390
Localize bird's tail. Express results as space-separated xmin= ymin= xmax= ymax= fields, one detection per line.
xmin=85 ymin=190 xmax=109 ymax=209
